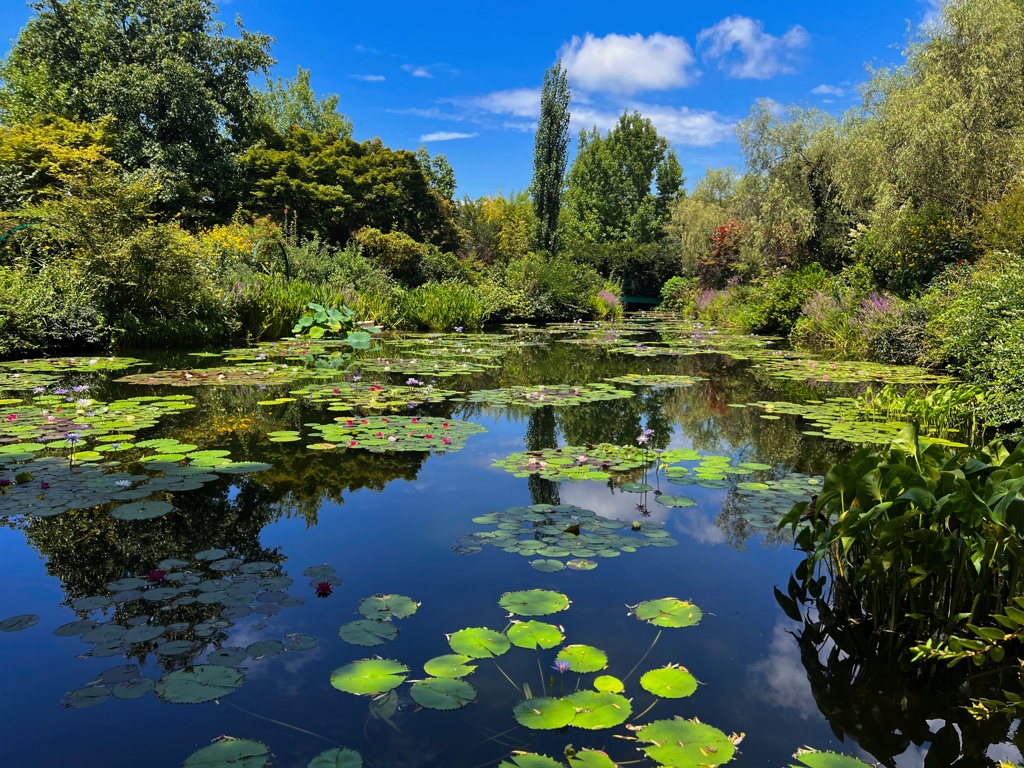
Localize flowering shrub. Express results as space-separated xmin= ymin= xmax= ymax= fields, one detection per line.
xmin=696 ymin=218 xmax=745 ymax=289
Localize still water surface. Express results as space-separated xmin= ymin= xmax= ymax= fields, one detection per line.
xmin=0 ymin=323 xmax=1019 ymax=767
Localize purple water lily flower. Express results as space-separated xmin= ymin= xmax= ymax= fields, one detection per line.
xmin=552 ymin=660 xmax=571 ymax=674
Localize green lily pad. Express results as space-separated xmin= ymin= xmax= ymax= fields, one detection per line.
xmin=423 ymin=654 xmax=477 ymax=678
xmin=157 ymin=665 xmax=244 ymax=704
xmin=330 ymin=659 xmax=408 ymax=695
xmin=448 ymin=627 xmax=511 ymax=659
xmin=513 ymin=697 xmax=577 ymax=730
xmin=182 ymin=738 xmax=270 ymax=768
xmin=620 ymin=482 xmax=653 ymax=493
xmin=564 ymin=690 xmax=631 ymax=729
xmin=409 ymin=677 xmax=476 ymax=710
xmin=498 ymin=589 xmax=570 ymax=617
xmin=555 ymin=644 xmax=608 ymax=673
xmin=790 ymin=749 xmax=874 ymax=768
xmin=568 ymin=750 xmax=617 ymax=768
xmin=0 ymin=613 xmax=40 ymax=632
xmin=632 ymin=598 xmax=703 ymax=628
xmin=499 ymin=755 xmax=564 ymax=768
xmin=507 ymin=621 xmax=565 ymax=650
xmin=112 ymin=678 xmax=155 ymax=700
xmin=307 ymin=748 xmax=364 ymax=768
xmin=634 ymin=718 xmax=738 ymax=766
xmin=338 ymin=619 xmax=399 ymax=646
xmin=593 ymin=675 xmax=624 ymax=693
xmin=64 ymin=686 xmax=111 ymax=708
xmin=358 ymin=594 xmax=419 ymax=621
xmin=246 ymin=639 xmax=285 ymax=658
xmin=640 ymin=665 xmax=699 ymax=698
xmin=567 ymin=559 xmax=598 ymax=571
xmin=111 ymin=500 xmax=175 ymax=520
xmin=530 ymin=559 xmax=565 ymax=572
xmin=656 ymin=494 xmax=697 ymax=508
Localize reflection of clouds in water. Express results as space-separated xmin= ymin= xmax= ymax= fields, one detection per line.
xmin=220 ymin=620 xmax=325 ymax=697
xmin=671 ymin=507 xmax=727 ymax=545
xmin=748 ymin=621 xmax=820 ymax=720
xmin=988 ymin=728 xmax=1023 ymax=765
xmin=559 ymin=482 xmax=669 ymax=523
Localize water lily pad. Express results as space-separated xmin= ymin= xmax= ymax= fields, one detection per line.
xmin=157 ymin=665 xmax=244 ymax=704
xmin=564 ymin=690 xmax=631 ymax=729
xmin=530 ymin=559 xmax=565 ymax=572
xmin=640 ymin=665 xmax=698 ymax=698
xmin=358 ymin=594 xmax=419 ymax=621
xmin=207 ymin=647 xmax=247 ymax=666
xmin=155 ymin=639 xmax=195 ymax=656
xmin=555 ymin=644 xmax=608 ymax=673
xmin=593 ymin=675 xmax=624 ymax=693
xmin=303 ymin=564 xmax=336 ymax=578
xmin=567 ymin=559 xmax=597 ymax=571
xmin=448 ymin=627 xmax=511 ymax=658
xmin=423 ymin=654 xmax=477 ymax=678
xmin=499 ymin=589 xmax=570 ymax=617
xmin=790 ymin=749 xmax=873 ymax=767
xmin=0 ymin=613 xmax=39 ymax=632
xmin=620 ymin=483 xmax=653 ymax=493
xmin=634 ymin=718 xmax=737 ymax=766
xmin=513 ymin=697 xmax=577 ymax=730
xmin=330 ymin=658 xmax=408 ymax=695
xmin=632 ymin=598 xmax=703 ymax=628
xmin=307 ymin=748 xmax=364 ymax=768
xmin=657 ymin=495 xmax=697 ymax=508
xmin=409 ymin=677 xmax=476 ymax=710
xmin=109 ymin=499 xmax=176 ymax=520
xmin=499 ymin=755 xmax=564 ymax=768
xmin=182 ymin=738 xmax=270 ymax=768
xmin=568 ymin=750 xmax=617 ymax=768
xmin=246 ymin=639 xmax=285 ymax=658
xmin=64 ymin=686 xmax=110 ymax=708
xmin=338 ymin=619 xmax=399 ymax=646
xmin=507 ymin=620 xmax=564 ymax=650
xmin=112 ymin=678 xmax=155 ymax=699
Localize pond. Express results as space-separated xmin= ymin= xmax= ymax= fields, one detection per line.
xmin=0 ymin=317 xmax=1018 ymax=768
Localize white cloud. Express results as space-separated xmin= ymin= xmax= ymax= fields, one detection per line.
xmin=465 ymin=87 xmax=541 ymax=118
xmin=572 ymin=103 xmax=736 ymax=147
xmin=811 ymin=83 xmax=844 ymax=97
xmin=348 ymin=74 xmax=385 ymax=82
xmin=748 ymin=622 xmax=821 ymax=719
xmin=920 ymin=0 xmax=944 ymax=27
xmin=419 ymin=131 xmax=478 ymax=142
xmin=403 ymin=64 xmax=433 ymax=78
xmin=559 ymin=33 xmax=699 ymax=94
xmin=697 ymin=16 xmax=809 ymax=79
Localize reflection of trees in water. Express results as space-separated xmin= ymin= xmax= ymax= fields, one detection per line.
xmin=794 ymin=618 xmax=1023 ymax=767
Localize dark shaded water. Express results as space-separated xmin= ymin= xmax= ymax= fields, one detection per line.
xmin=1 ymin=329 xmax=1022 ymax=767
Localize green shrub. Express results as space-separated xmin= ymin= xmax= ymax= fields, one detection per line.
xmin=400 ymin=281 xmax=484 ymax=331
xmin=222 ymin=275 xmax=349 ymax=341
xmin=731 ymin=265 xmax=829 ymax=335
xmin=0 ymin=261 xmax=108 ymax=357
xmin=571 ymin=240 xmax=684 ymax=297
xmin=659 ymin=276 xmax=697 ymax=312
xmin=505 ymin=252 xmax=603 ymax=321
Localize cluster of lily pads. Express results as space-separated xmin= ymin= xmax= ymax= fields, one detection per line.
xmin=306 ymin=415 xmax=486 ymax=453
xmin=327 ymin=588 xmax=746 ymax=767
xmin=116 ymin=362 xmax=337 ymax=388
xmin=0 ymin=553 xmax=335 ymax=712
xmin=454 ymin=503 xmax=676 ymax=571
xmin=462 ymin=383 xmax=634 ymax=409
xmin=730 ymin=398 xmax=969 ymax=447
xmin=338 ymin=593 xmax=420 ymax=647
xmin=289 ymin=380 xmax=458 ymax=411
xmin=754 ymin=358 xmax=953 ymax=386
xmin=493 ymin=444 xmax=654 ymax=482
xmin=603 ymin=373 xmax=707 ymax=388
xmin=0 ymin=436 xmax=270 ymax=519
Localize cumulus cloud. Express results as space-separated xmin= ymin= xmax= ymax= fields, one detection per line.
xmin=419 ymin=131 xmax=478 ymax=142
xmin=403 ymin=64 xmax=433 ymax=78
xmin=811 ymin=83 xmax=844 ymax=97
xmin=348 ymin=74 xmax=385 ymax=82
xmin=748 ymin=622 xmax=821 ymax=719
xmin=572 ymin=103 xmax=735 ymax=147
xmin=463 ymin=87 xmax=541 ymax=118
xmin=559 ymin=32 xmax=699 ymax=94
xmin=697 ymin=16 xmax=809 ymax=79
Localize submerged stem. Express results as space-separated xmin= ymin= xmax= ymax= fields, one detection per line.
xmin=622 ymin=628 xmax=662 ymax=683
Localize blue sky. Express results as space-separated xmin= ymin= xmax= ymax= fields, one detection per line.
xmin=0 ymin=0 xmax=941 ymax=198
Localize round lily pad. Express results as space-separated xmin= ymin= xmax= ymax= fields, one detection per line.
xmin=656 ymin=494 xmax=697 ymax=508
xmin=498 ymin=589 xmax=570 ymax=617
xmin=620 ymin=483 xmax=652 ymax=493
xmin=307 ymin=748 xmax=364 ymax=768
xmin=64 ymin=686 xmax=111 ymax=708
xmin=448 ymin=627 xmax=511 ymax=658
xmin=338 ymin=619 xmax=399 ymax=646
xmin=246 ymin=639 xmax=285 ymax=658
xmin=358 ymin=594 xmax=419 ymax=621
xmin=634 ymin=718 xmax=736 ymax=766
xmin=157 ymin=665 xmax=244 ymax=704
xmin=632 ymin=598 xmax=703 ymax=628
xmin=507 ymin=620 xmax=564 ymax=650
xmin=555 ymin=644 xmax=608 ymax=673
xmin=409 ymin=677 xmax=476 ymax=710
xmin=530 ymin=559 xmax=565 ymax=573
xmin=330 ymin=659 xmax=408 ymax=695
xmin=182 ymin=738 xmax=270 ymax=768
xmin=639 ymin=665 xmax=698 ymax=698
xmin=110 ymin=500 xmax=175 ymax=520
xmin=500 ymin=755 xmax=563 ymax=768
xmin=513 ymin=697 xmax=577 ymax=730
xmin=568 ymin=750 xmax=617 ymax=768
xmin=791 ymin=750 xmax=874 ymax=768
xmin=423 ymin=654 xmax=478 ymax=678
xmin=564 ymin=690 xmax=631 ymax=729
xmin=593 ymin=675 xmax=625 ymax=693
xmin=112 ymin=678 xmax=155 ymax=700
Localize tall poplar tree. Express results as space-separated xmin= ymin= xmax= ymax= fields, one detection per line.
xmin=531 ymin=61 xmax=571 ymax=254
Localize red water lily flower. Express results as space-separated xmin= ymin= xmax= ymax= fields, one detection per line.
xmin=424 ymin=433 xmax=433 ymax=439
xmin=315 ymin=582 xmax=333 ymax=598
xmin=348 ymin=440 xmax=358 ymax=447
xmin=146 ymin=569 xmax=167 ymax=582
